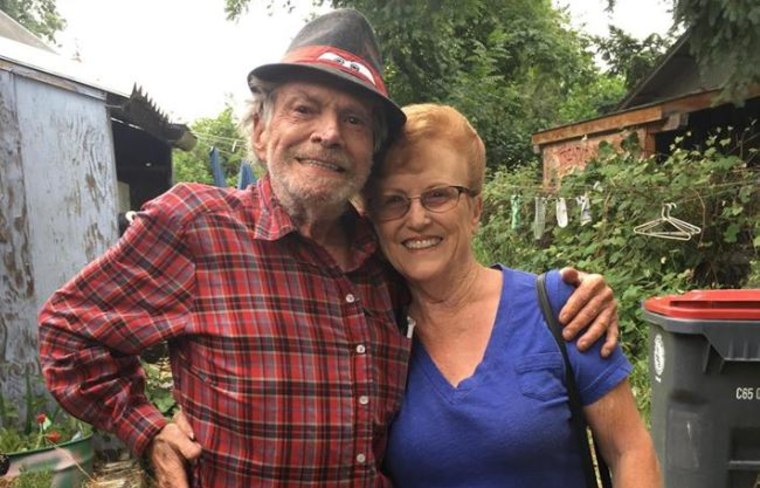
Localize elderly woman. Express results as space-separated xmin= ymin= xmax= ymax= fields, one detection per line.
xmin=365 ymin=104 xmax=661 ymax=487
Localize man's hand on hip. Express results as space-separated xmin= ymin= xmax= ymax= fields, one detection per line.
xmin=148 ymin=412 xmax=201 ymax=488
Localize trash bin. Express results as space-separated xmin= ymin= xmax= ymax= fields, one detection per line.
xmin=643 ymin=290 xmax=760 ymax=488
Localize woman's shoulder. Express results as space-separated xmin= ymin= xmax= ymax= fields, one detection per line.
xmin=491 ymin=265 xmax=571 ymax=306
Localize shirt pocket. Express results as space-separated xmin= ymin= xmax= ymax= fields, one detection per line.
xmin=514 ymin=352 xmax=566 ymax=402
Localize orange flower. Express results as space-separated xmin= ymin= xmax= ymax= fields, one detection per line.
xmin=46 ymin=431 xmax=62 ymax=444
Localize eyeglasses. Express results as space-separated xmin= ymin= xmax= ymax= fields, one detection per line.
xmin=369 ymin=185 xmax=476 ymax=222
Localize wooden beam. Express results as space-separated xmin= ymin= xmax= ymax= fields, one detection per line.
xmin=532 ymin=105 xmax=663 ymax=146
xmin=661 ymin=84 xmax=760 ymax=115
xmin=533 ymin=84 xmax=760 ymax=148
xmin=660 ymin=90 xmax=720 ymax=115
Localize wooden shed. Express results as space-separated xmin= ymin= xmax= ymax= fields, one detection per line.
xmin=532 ymin=33 xmax=760 ymax=185
xmin=0 ymin=15 xmax=195 ymax=402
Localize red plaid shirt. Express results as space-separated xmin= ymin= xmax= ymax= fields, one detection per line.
xmin=39 ymin=176 xmax=411 ymax=487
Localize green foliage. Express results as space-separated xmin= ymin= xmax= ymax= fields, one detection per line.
xmin=4 ymin=467 xmax=54 ymax=488
xmin=592 ymin=26 xmax=674 ymax=91
xmin=674 ymin=0 xmax=760 ymax=102
xmin=338 ymin=0 xmax=628 ymax=167
xmin=605 ymin=0 xmax=760 ymax=102
xmin=0 ymin=376 xmax=91 ymax=454
xmin=0 ymin=0 xmax=66 ymax=42
xmin=225 ymin=0 xmax=629 ymax=169
xmin=142 ymin=359 xmax=177 ymax=418
xmin=172 ymin=106 xmax=248 ymax=186
xmin=476 ymin=127 xmax=759 ymax=415
xmin=554 ymin=75 xmax=628 ymax=120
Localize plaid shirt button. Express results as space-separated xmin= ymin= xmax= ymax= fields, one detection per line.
xmin=38 ymin=176 xmax=412 ymax=485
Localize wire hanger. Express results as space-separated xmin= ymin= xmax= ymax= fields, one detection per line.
xmin=633 ymin=203 xmax=701 ymax=241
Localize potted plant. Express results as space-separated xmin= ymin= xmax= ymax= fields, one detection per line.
xmin=0 ymin=375 xmax=94 ymax=488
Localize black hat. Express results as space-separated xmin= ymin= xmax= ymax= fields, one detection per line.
xmin=248 ymin=9 xmax=405 ymax=135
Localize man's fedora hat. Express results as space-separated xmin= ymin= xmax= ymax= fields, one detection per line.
xmin=248 ymin=9 xmax=405 ymax=135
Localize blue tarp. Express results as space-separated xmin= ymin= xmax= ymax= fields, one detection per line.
xmin=238 ymin=161 xmax=256 ymax=189
xmin=209 ymin=146 xmax=226 ymax=187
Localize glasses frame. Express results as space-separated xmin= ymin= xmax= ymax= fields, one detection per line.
xmin=370 ymin=185 xmax=476 ymax=222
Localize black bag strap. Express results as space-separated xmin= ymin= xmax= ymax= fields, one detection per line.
xmin=536 ymin=273 xmax=612 ymax=488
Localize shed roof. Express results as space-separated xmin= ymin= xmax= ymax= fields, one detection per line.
xmin=616 ymin=32 xmax=728 ymax=110
xmin=532 ymin=31 xmax=757 ymax=148
xmin=0 ymin=22 xmax=195 ymax=150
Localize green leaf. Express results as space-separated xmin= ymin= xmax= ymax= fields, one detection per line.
xmin=723 ymin=223 xmax=740 ymax=243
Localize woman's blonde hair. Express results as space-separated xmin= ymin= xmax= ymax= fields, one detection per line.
xmin=374 ymin=103 xmax=486 ymax=193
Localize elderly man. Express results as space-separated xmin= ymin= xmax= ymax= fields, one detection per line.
xmin=39 ymin=9 xmax=618 ymax=487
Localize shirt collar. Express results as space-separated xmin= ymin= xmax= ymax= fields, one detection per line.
xmin=251 ymin=175 xmax=379 ymax=269
xmin=251 ymin=174 xmax=298 ymax=241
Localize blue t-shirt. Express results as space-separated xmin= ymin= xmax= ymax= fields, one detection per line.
xmin=384 ymin=266 xmax=631 ymax=487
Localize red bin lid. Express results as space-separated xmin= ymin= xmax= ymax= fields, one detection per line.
xmin=643 ymin=289 xmax=760 ymax=320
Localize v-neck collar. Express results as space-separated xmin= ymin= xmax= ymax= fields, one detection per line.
xmin=412 ymin=266 xmax=512 ymax=402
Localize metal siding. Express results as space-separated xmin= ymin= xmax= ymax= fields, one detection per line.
xmin=0 ymin=69 xmax=40 ymax=399
xmin=16 ymin=75 xmax=119 ymax=307
xmin=0 ymin=71 xmax=118 ymax=403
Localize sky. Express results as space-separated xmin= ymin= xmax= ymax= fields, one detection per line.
xmin=52 ymin=0 xmax=674 ymax=124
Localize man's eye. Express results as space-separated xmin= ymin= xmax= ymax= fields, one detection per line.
xmin=346 ymin=115 xmax=367 ymax=126
xmin=294 ymin=105 xmax=312 ymax=114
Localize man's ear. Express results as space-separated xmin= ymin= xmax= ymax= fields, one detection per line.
xmin=252 ymin=114 xmax=267 ymax=161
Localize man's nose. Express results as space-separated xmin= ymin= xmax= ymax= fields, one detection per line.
xmin=310 ymin=113 xmax=343 ymax=147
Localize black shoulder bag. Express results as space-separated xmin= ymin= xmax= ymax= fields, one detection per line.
xmin=536 ymin=273 xmax=612 ymax=488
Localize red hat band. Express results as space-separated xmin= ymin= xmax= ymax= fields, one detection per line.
xmin=282 ymin=45 xmax=388 ymax=96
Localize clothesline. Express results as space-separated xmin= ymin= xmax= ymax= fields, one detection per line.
xmin=501 ymin=183 xmax=756 ymax=241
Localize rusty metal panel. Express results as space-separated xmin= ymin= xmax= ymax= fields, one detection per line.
xmin=0 ymin=69 xmax=40 ymax=400
xmin=0 ymin=71 xmax=118 ymax=405
xmin=542 ymin=128 xmax=647 ymax=187
xmin=15 ymin=75 xmax=118 ymax=305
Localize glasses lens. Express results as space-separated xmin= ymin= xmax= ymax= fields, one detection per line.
xmin=374 ymin=194 xmax=409 ymax=220
xmin=421 ymin=187 xmax=460 ymax=211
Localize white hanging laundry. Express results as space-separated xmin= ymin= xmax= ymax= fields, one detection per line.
xmin=511 ymin=194 xmax=522 ymax=230
xmin=576 ymin=194 xmax=592 ymax=226
xmin=556 ymin=198 xmax=568 ymax=228
xmin=534 ymin=196 xmax=547 ymax=240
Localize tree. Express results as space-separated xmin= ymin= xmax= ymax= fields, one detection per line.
xmin=477 ymin=127 xmax=760 ymax=414
xmin=593 ymin=26 xmax=673 ymax=91
xmin=675 ymin=0 xmax=760 ymax=101
xmin=225 ymin=0 xmax=625 ymax=168
xmin=0 ymin=0 xmax=66 ymax=42
xmin=173 ymin=106 xmax=249 ymax=186
xmin=606 ymin=0 xmax=760 ymax=101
